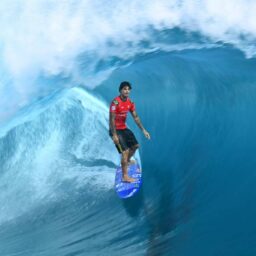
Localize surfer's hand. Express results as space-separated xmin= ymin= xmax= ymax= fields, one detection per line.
xmin=112 ymin=134 xmax=119 ymax=144
xmin=143 ymin=129 xmax=151 ymax=139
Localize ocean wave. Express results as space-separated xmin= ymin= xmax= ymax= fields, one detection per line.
xmin=0 ymin=87 xmax=118 ymax=224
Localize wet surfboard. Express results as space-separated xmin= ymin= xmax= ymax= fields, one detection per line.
xmin=115 ymin=162 xmax=142 ymax=198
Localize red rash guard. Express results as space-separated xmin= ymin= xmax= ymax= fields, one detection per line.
xmin=109 ymin=96 xmax=135 ymax=130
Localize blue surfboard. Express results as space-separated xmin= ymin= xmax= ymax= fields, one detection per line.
xmin=115 ymin=162 xmax=142 ymax=198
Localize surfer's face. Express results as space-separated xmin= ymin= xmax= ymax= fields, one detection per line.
xmin=120 ymin=86 xmax=130 ymax=98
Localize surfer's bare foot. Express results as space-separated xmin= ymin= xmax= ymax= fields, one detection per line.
xmin=122 ymin=175 xmax=137 ymax=183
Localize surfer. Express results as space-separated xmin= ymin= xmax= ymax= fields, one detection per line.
xmin=109 ymin=81 xmax=150 ymax=182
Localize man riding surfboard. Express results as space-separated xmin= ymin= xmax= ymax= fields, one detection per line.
xmin=109 ymin=81 xmax=150 ymax=183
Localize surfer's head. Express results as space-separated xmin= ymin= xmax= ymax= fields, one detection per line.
xmin=119 ymin=81 xmax=132 ymax=99
xmin=119 ymin=81 xmax=132 ymax=100
xmin=119 ymin=81 xmax=132 ymax=92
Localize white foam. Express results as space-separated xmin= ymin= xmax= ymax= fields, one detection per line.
xmin=0 ymin=0 xmax=255 ymax=120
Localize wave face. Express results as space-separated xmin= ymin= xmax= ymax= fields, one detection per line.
xmin=1 ymin=1 xmax=256 ymax=256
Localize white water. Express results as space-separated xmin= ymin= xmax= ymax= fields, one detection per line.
xmin=0 ymin=87 xmax=117 ymax=224
xmin=0 ymin=0 xmax=255 ymax=121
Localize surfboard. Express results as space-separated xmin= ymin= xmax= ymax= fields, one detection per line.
xmin=115 ymin=162 xmax=142 ymax=198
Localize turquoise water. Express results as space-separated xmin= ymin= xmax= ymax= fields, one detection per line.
xmin=1 ymin=1 xmax=256 ymax=256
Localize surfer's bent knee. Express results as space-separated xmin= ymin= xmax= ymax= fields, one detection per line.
xmin=121 ymin=150 xmax=129 ymax=162
xmin=132 ymin=144 xmax=139 ymax=150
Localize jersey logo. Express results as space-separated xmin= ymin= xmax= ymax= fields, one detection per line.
xmin=113 ymin=100 xmax=119 ymax=105
xmin=111 ymin=106 xmax=116 ymax=111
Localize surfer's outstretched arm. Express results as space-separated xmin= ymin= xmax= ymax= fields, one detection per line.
xmin=131 ymin=110 xmax=150 ymax=139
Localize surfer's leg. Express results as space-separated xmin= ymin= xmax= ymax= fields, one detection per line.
xmin=124 ymin=129 xmax=139 ymax=164
xmin=127 ymin=144 xmax=139 ymax=164
xmin=121 ymin=149 xmax=136 ymax=183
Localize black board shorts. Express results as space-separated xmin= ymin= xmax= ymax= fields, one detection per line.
xmin=109 ymin=128 xmax=139 ymax=153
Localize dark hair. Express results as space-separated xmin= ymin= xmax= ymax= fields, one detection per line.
xmin=119 ymin=81 xmax=132 ymax=92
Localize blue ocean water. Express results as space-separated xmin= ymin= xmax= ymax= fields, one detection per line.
xmin=1 ymin=1 xmax=256 ymax=256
